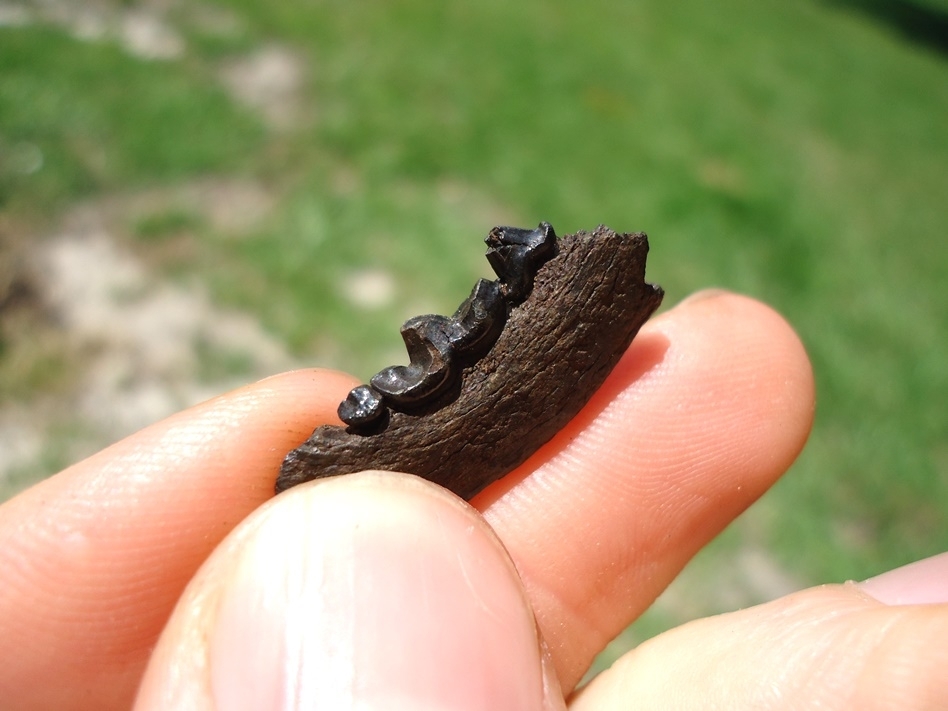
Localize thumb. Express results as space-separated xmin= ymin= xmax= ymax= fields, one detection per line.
xmin=135 ymin=471 xmax=563 ymax=711
xmin=571 ymin=581 xmax=948 ymax=710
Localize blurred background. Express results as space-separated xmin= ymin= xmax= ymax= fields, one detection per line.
xmin=1 ymin=0 xmax=946 ymax=671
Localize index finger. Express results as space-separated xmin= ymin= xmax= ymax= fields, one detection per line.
xmin=0 ymin=368 xmax=358 ymax=711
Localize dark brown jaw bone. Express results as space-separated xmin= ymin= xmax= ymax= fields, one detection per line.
xmin=277 ymin=224 xmax=664 ymax=501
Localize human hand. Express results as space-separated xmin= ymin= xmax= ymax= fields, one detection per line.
xmin=1 ymin=292 xmax=943 ymax=710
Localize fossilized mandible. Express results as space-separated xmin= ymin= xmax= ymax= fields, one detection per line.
xmin=278 ymin=223 xmax=663 ymax=500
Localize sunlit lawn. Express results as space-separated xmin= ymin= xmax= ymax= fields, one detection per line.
xmin=2 ymin=0 xmax=946 ymax=665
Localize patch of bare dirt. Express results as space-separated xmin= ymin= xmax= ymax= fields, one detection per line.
xmin=2 ymin=0 xmax=185 ymax=59
xmin=219 ymin=45 xmax=307 ymax=131
xmin=5 ymin=2 xmax=309 ymax=131
xmin=0 ymin=185 xmax=295 ymax=496
xmin=97 ymin=177 xmax=278 ymax=237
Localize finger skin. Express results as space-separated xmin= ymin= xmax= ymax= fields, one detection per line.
xmin=0 ymin=369 xmax=357 ymax=711
xmin=570 ymin=585 xmax=948 ymax=710
xmin=0 ymin=291 xmax=815 ymax=708
xmin=476 ymin=292 xmax=815 ymax=690
xmin=135 ymin=472 xmax=563 ymax=711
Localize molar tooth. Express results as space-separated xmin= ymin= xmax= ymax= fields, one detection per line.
xmin=448 ymin=279 xmax=506 ymax=357
xmin=485 ymin=221 xmax=557 ymax=303
xmin=338 ymin=385 xmax=385 ymax=427
xmin=371 ymin=315 xmax=455 ymax=406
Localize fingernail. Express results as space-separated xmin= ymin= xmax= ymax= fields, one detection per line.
xmin=209 ymin=473 xmax=547 ymax=711
xmin=858 ymin=551 xmax=948 ymax=605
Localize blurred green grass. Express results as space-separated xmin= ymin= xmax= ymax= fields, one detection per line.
xmin=0 ymin=26 xmax=263 ymax=211
xmin=2 ymin=0 xmax=946 ymax=668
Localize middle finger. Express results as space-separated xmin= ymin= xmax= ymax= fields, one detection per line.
xmin=476 ymin=292 xmax=815 ymax=690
